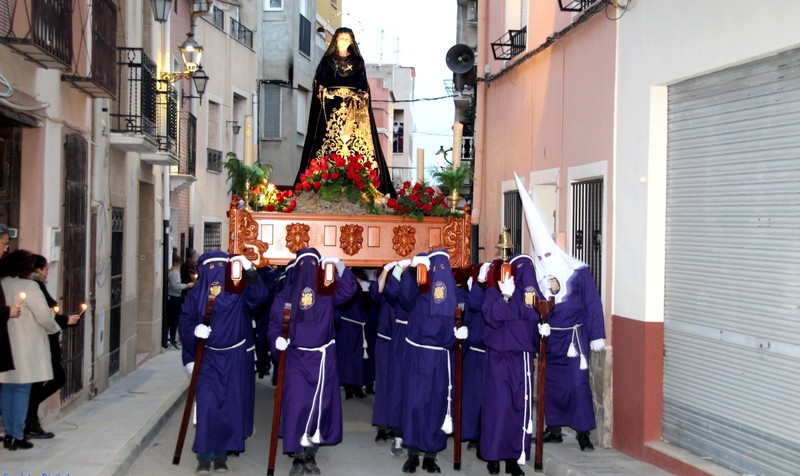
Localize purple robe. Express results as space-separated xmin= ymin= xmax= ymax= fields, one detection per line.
xmin=267 ymin=250 xmax=356 ymax=454
xmin=179 ymin=251 xmax=270 ymax=454
xmin=399 ymin=251 xmax=457 ymax=453
xmin=369 ymin=280 xmax=393 ymax=427
xmin=384 ymin=270 xmax=408 ymax=430
xmin=335 ymin=289 xmax=369 ymax=386
xmin=479 ymin=255 xmax=538 ymax=461
xmin=533 ymin=267 xmax=604 ymax=432
xmin=461 ymin=283 xmax=487 ymax=441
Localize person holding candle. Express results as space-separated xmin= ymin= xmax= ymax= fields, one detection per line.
xmin=22 ymin=254 xmax=82 ymax=439
xmin=0 ymin=250 xmax=61 ymax=450
xmin=293 ymin=27 xmax=396 ymax=198
xmin=0 ymin=224 xmax=22 ymax=374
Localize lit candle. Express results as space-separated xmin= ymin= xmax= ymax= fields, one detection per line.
xmin=451 ymin=122 xmax=463 ymax=170
xmin=79 ymin=303 xmax=88 ymax=316
xmin=53 ymin=306 xmax=60 ymax=315
xmin=194 ymin=274 xmax=199 ymax=280
xmin=416 ymin=148 xmax=424 ymax=183
xmin=18 ymin=292 xmax=26 ymax=304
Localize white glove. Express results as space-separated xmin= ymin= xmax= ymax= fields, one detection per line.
xmin=275 ymin=336 xmax=289 ymax=351
xmin=478 ymin=262 xmax=491 ymax=283
xmin=590 ymin=338 xmax=605 ymax=352
xmin=411 ymin=255 xmax=430 ymax=269
xmin=359 ymin=280 xmax=370 ymax=292
xmin=467 ymin=276 xmax=474 ymax=291
xmin=397 ymin=259 xmax=412 ymax=269
xmin=194 ymin=324 xmax=212 ymax=339
xmin=321 ymin=256 xmax=346 ymax=276
xmin=538 ymin=323 xmax=551 ymax=337
xmin=229 ymin=254 xmax=253 ymax=271
xmin=498 ymin=275 xmax=515 ymax=298
xmin=185 ymin=362 xmax=195 ymax=374
xmin=383 ymin=261 xmax=397 ymax=272
xmin=454 ymin=326 xmax=468 ymax=340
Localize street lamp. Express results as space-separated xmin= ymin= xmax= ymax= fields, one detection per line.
xmin=179 ymin=33 xmax=202 ymax=73
xmin=181 ymin=65 xmax=209 ymax=105
xmin=151 ymin=0 xmax=172 ymax=22
xmin=436 ymin=145 xmax=453 ymax=165
xmin=227 ymin=121 xmax=241 ymax=135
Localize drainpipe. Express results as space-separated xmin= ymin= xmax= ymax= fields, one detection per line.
xmin=472 ymin=0 xmax=489 ymax=261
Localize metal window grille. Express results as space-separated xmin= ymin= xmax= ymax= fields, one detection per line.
xmin=61 ymin=133 xmax=88 ymax=401
xmin=203 ymin=222 xmax=222 ymax=252
xmin=503 ymin=190 xmax=523 ymax=256
xmin=262 ymin=83 xmax=282 ymax=139
xmin=109 ymin=207 xmax=124 ymax=376
xmin=571 ymin=179 xmax=603 ymax=292
xmin=299 ymin=14 xmax=311 ymax=56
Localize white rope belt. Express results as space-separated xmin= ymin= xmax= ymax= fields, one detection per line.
xmin=340 ymin=316 xmax=369 ymax=359
xmin=207 ymin=338 xmax=246 ymax=351
xmin=297 ymin=338 xmax=336 ymax=447
xmin=395 ymin=319 xmax=408 ymax=325
xmin=549 ymin=323 xmax=587 ymax=370
xmin=520 ymin=351 xmax=534 ymax=464
xmin=377 ymin=333 xmax=391 ymax=341
xmin=469 ymin=346 xmax=486 ymax=353
xmin=406 ymin=337 xmax=454 ymax=435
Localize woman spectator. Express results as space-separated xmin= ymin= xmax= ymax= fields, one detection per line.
xmin=0 ymin=250 xmax=61 ymax=450
xmin=24 ymin=254 xmax=81 ymax=439
xmin=0 ymin=224 xmax=22 ymax=373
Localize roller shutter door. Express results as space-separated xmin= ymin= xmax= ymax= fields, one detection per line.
xmin=663 ymin=48 xmax=800 ymax=476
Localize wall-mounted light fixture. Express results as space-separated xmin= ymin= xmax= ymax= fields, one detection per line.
xmin=151 ymin=0 xmax=172 ymax=22
xmin=180 ymin=65 xmax=209 ymax=105
xmin=436 ymin=145 xmax=453 ymax=165
xmin=227 ymin=121 xmax=241 ymax=135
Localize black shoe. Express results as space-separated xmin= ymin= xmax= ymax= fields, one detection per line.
xmin=11 ymin=437 xmax=33 ymax=450
xmin=467 ymin=440 xmax=478 ymax=450
xmin=196 ymin=460 xmax=211 ymax=474
xmin=344 ymin=386 xmax=354 ymax=399
xmin=170 ymin=341 xmax=181 ymax=349
xmin=3 ymin=435 xmax=12 ymax=450
xmin=303 ymin=455 xmax=321 ymax=474
xmin=402 ymin=455 xmax=419 ymax=473
xmin=375 ymin=428 xmax=388 ymax=442
xmin=577 ymin=433 xmax=594 ymax=451
xmin=212 ymin=459 xmax=228 ymax=472
xmin=487 ymin=461 xmax=500 ymax=475
xmin=505 ymin=459 xmax=525 ymax=476
xmin=25 ymin=426 xmax=55 ymax=439
xmin=540 ymin=430 xmax=563 ymax=443
xmin=289 ymin=457 xmax=306 ymax=476
xmin=353 ymin=387 xmax=366 ymax=398
xmin=365 ymin=384 xmax=375 ymax=394
xmin=421 ymin=457 xmax=441 ymax=473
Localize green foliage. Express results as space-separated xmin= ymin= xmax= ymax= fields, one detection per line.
xmin=432 ymin=165 xmax=473 ymax=193
xmin=223 ymin=152 xmax=273 ymax=199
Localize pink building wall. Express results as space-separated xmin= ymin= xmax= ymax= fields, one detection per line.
xmin=368 ymin=77 xmax=392 ymax=167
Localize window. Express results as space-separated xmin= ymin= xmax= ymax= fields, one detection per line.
xmin=187 ymin=113 xmax=197 ymax=176
xmin=393 ymin=122 xmax=404 ymax=153
xmin=297 ymin=91 xmax=308 ymax=143
xmin=262 ymin=83 xmax=282 ymax=139
xmin=299 ymin=14 xmax=311 ymax=57
xmin=203 ymin=222 xmax=222 ymax=252
xmin=263 ymin=0 xmax=283 ymax=11
xmin=503 ymin=190 xmax=523 ymax=256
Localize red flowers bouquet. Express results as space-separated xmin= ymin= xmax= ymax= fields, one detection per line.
xmin=386 ymin=181 xmax=451 ymax=219
xmin=252 ymin=183 xmax=296 ymax=213
xmin=295 ymin=154 xmax=382 ymax=204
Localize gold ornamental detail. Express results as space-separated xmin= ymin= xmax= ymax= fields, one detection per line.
xmin=227 ymin=199 xmax=269 ymax=268
xmin=339 ymin=224 xmax=364 ymax=256
xmin=285 ymin=223 xmax=311 ymax=254
xmin=442 ymin=216 xmax=468 ymax=268
xmin=392 ymin=225 xmax=416 ymax=257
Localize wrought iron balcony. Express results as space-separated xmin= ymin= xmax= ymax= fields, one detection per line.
xmin=208 ymin=6 xmax=224 ymax=30
xmin=558 ymin=0 xmax=599 ymax=12
xmin=109 ymin=48 xmax=158 ymax=153
xmin=62 ymin=0 xmax=117 ymax=98
xmin=0 ymin=0 xmax=73 ymax=68
xmin=491 ymin=27 xmax=527 ymax=61
xmin=230 ymin=17 xmax=253 ymax=49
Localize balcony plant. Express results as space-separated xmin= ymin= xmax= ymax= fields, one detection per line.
xmin=224 ymin=153 xmax=295 ymax=212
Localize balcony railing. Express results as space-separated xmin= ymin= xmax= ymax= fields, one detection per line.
xmin=230 ymin=17 xmax=253 ymax=49
xmin=156 ymin=81 xmax=178 ymax=156
xmin=207 ymin=148 xmax=223 ymax=173
xmin=209 ymin=6 xmax=224 ymax=30
xmin=0 ymin=0 xmax=73 ymax=68
xmin=491 ymin=27 xmax=527 ymax=61
xmin=110 ymin=48 xmax=158 ymax=138
xmin=62 ymin=0 xmax=117 ymax=98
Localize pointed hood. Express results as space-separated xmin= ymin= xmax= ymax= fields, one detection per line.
xmin=514 ymin=173 xmax=585 ymax=304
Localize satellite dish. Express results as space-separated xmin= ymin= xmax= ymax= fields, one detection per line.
xmin=446 ymin=44 xmax=475 ymax=74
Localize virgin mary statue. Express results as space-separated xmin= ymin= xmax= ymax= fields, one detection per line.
xmin=294 ymin=27 xmax=397 ymax=197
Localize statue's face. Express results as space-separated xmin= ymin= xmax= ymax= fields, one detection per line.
xmin=336 ymin=33 xmax=353 ymax=52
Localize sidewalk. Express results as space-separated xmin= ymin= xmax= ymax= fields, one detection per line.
xmin=1 ymin=350 xmax=673 ymax=476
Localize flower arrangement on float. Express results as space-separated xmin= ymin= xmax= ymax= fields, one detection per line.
xmin=386 ymin=181 xmax=451 ymax=220
xmin=295 ymin=154 xmax=383 ymax=206
xmin=224 ymin=153 xmax=297 ymax=213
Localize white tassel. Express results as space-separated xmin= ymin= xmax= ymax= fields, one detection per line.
xmin=527 ymin=419 xmax=534 ymax=434
xmin=311 ymin=429 xmax=321 ymax=444
xmin=301 ymin=433 xmax=311 ymax=447
xmin=517 ymin=451 xmax=526 ymax=465
xmin=580 ymin=354 xmax=588 ymax=370
xmin=567 ymin=342 xmax=578 ymax=358
xmin=441 ymin=415 xmax=453 ymax=434
xmin=363 ymin=348 xmax=369 ymax=360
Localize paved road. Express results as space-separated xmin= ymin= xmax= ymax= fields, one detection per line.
xmin=129 ymin=377 xmax=493 ymax=476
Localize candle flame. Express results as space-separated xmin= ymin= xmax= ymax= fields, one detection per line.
xmin=79 ymin=303 xmax=88 ymax=316
xmin=53 ymin=306 xmax=60 ymax=314
xmin=18 ymin=292 xmax=26 ymax=303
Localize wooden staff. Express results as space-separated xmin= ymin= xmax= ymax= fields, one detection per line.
xmin=453 ymin=302 xmax=465 ymax=470
xmin=533 ymin=295 xmax=554 ymax=472
xmin=267 ymin=303 xmax=292 ymax=476
xmin=173 ymin=286 xmax=219 ymax=465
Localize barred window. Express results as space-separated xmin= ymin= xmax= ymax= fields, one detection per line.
xmin=503 ymin=190 xmax=523 ymax=256
xmin=203 ymin=222 xmax=222 ymax=252
xmin=262 ymin=83 xmax=282 ymax=139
